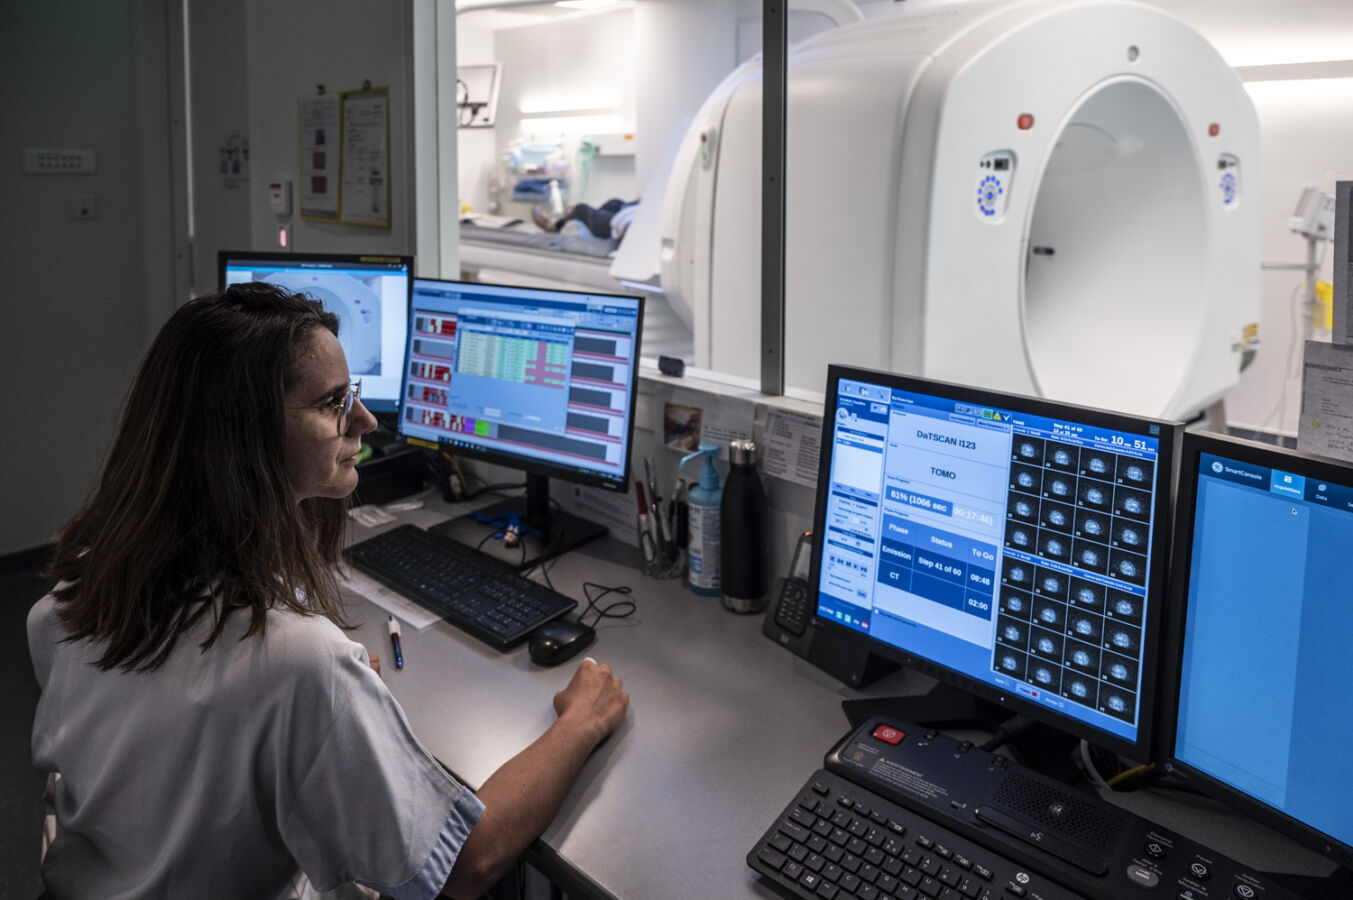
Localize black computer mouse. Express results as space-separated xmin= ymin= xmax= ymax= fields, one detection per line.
xmin=528 ymin=619 xmax=596 ymax=667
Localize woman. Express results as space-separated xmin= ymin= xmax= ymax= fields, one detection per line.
xmin=28 ymin=283 xmax=628 ymax=898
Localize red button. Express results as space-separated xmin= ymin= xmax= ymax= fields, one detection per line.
xmin=873 ymin=725 xmax=906 ymax=745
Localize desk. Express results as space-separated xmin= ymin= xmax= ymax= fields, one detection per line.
xmin=342 ymin=498 xmax=1336 ymax=899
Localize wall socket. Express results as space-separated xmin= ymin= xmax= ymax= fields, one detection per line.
xmin=24 ymin=149 xmax=97 ymax=174
xmin=71 ymin=193 xmax=99 ymax=219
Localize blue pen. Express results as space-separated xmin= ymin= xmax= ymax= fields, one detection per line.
xmin=387 ymin=615 xmax=404 ymax=669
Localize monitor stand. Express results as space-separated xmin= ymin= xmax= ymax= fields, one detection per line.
xmin=429 ymin=472 xmax=607 ymax=571
xmin=841 ymin=679 xmax=1081 ymax=784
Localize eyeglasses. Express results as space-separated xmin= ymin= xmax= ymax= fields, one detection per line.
xmin=288 ymin=380 xmax=362 ymax=435
xmin=332 ymin=380 xmax=362 ymax=435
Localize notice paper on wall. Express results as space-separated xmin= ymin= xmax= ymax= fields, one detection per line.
xmin=655 ymin=385 xmax=755 ymax=452
xmin=1297 ymin=340 xmax=1353 ymax=462
xmin=299 ymin=93 xmax=340 ymax=220
xmin=339 ymin=86 xmax=391 ymax=227
xmin=557 ymin=482 xmax=640 ymax=548
xmin=762 ymin=408 xmax=823 ymax=488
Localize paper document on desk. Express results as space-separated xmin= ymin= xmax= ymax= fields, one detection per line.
xmin=339 ymin=569 xmax=442 ymax=631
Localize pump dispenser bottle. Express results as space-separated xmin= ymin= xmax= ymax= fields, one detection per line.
xmin=721 ymin=439 xmax=769 ymax=613
xmin=679 ymin=443 xmax=722 ymax=596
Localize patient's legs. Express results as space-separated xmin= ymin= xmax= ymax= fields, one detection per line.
xmin=534 ymin=199 xmax=625 ymax=237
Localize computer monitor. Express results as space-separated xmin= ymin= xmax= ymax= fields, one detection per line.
xmin=810 ymin=365 xmax=1182 ymax=760
xmin=218 ymin=251 xmax=413 ymax=414
xmin=1160 ymin=432 xmax=1353 ymax=872
xmin=398 ymin=276 xmax=643 ymax=565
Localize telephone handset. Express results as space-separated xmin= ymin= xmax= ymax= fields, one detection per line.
xmin=762 ymin=531 xmax=815 ymax=656
xmin=761 ymin=530 xmax=897 ymax=688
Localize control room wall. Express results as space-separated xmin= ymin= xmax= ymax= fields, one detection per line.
xmin=1 ymin=0 xmax=158 ymax=556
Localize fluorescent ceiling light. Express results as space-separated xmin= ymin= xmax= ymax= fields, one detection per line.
xmin=555 ymin=0 xmax=618 ymax=9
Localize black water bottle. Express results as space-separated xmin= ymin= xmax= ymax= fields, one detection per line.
xmin=720 ymin=439 xmax=768 ymax=614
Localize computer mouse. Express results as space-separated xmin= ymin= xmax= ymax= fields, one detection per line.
xmin=528 ymin=619 xmax=596 ymax=667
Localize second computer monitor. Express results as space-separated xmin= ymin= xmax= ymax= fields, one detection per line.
xmin=400 ymin=277 xmax=642 ymax=561
xmin=1161 ymin=433 xmax=1353 ymax=870
xmin=810 ymin=366 xmax=1181 ymax=758
xmin=219 ymin=251 xmax=412 ymax=413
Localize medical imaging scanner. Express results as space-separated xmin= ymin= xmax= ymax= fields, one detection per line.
xmin=258 ymin=271 xmax=385 ymax=376
xmin=658 ymin=0 xmax=1260 ymax=419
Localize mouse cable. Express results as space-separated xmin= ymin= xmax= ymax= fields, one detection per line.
xmin=578 ymin=582 xmax=636 ymax=628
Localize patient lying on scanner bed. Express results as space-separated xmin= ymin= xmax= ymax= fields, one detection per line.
xmin=533 ymin=198 xmax=639 ymax=242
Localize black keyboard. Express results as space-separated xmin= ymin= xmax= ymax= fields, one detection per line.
xmin=752 ymin=717 xmax=1314 ymax=900
xmin=749 ymin=769 xmax=1081 ymax=900
xmin=345 ymin=524 xmax=576 ymax=651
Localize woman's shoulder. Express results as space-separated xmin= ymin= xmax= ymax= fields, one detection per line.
xmin=258 ymin=606 xmax=371 ymax=680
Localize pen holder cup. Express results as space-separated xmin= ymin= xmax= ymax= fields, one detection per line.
xmin=636 ymin=515 xmax=684 ymax=579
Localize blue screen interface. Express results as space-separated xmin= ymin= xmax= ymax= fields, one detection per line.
xmin=399 ymin=279 xmax=641 ymax=487
xmin=1174 ymin=450 xmax=1353 ymax=851
xmin=817 ymin=378 xmax=1165 ymax=742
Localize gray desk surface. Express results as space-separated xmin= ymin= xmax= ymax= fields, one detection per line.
xmin=341 ymin=498 xmax=1334 ymax=899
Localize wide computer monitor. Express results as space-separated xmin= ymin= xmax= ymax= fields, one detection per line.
xmin=218 ymin=251 xmax=413 ymax=414
xmin=1160 ymin=432 xmax=1353 ymax=874
xmin=398 ymin=276 xmax=643 ymax=564
xmin=809 ymin=365 xmax=1182 ymax=760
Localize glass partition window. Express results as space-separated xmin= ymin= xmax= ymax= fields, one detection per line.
xmin=448 ymin=1 xmax=774 ymax=387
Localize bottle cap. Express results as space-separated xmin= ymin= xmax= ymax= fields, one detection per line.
xmin=729 ymin=439 xmax=757 ymax=465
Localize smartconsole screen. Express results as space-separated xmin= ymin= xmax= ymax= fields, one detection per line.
xmin=817 ymin=377 xmax=1167 ymax=742
xmin=221 ymin=253 xmax=411 ymax=410
xmin=1173 ymin=448 xmax=1353 ymax=851
xmin=399 ymin=278 xmax=641 ymax=488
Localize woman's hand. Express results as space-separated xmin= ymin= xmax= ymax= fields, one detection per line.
xmin=553 ymin=659 xmax=629 ymax=745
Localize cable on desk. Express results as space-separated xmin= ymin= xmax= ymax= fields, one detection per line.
xmin=577 ymin=582 xmax=636 ymax=629
xmin=519 ymin=497 xmax=568 ymax=591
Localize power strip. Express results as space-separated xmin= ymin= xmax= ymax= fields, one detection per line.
xmin=23 ymin=149 xmax=97 ymax=174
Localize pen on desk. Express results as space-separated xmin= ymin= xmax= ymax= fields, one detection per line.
xmin=387 ymin=615 xmax=404 ymax=669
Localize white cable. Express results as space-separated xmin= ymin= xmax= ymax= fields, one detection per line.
xmin=1079 ymin=739 xmax=1110 ymax=790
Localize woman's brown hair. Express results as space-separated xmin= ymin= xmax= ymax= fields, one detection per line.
xmin=47 ymin=283 xmax=352 ymax=671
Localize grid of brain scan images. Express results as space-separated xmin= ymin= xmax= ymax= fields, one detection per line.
xmin=993 ymin=434 xmax=1155 ymax=724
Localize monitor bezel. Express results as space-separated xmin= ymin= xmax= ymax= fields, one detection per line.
xmin=400 ymin=274 xmax=644 ymax=494
xmin=808 ymin=364 xmax=1183 ymax=760
xmin=1158 ymin=431 xmax=1353 ymax=869
xmin=217 ymin=250 xmax=414 ymax=414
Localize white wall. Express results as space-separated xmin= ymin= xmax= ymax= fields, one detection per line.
xmin=457 ymin=7 xmax=638 ymax=221
xmin=1226 ymin=78 xmax=1353 ymax=435
xmin=456 ymin=18 xmax=500 ymax=217
xmin=188 ymin=1 xmax=251 ymax=293
xmin=1 ymin=0 xmax=163 ymax=555
xmin=243 ymin=0 xmax=418 ymax=255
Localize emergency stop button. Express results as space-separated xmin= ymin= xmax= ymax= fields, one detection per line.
xmin=873 ymin=725 xmax=906 ymax=745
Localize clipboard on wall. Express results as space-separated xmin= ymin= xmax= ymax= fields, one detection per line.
xmin=339 ymin=86 xmax=391 ymax=227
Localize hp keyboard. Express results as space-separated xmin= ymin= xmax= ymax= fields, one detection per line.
xmin=750 ymin=716 xmax=1310 ymax=900
xmin=345 ymin=524 xmax=575 ymax=651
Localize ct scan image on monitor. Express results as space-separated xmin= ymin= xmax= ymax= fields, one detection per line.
xmin=219 ymin=251 xmax=412 ymax=413
xmin=809 ymin=365 xmax=1182 ymax=761
xmin=398 ymin=276 xmax=642 ymax=568
xmin=1160 ymin=432 xmax=1353 ymax=884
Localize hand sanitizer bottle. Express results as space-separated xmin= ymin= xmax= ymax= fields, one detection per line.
xmin=679 ymin=443 xmax=722 ymax=596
